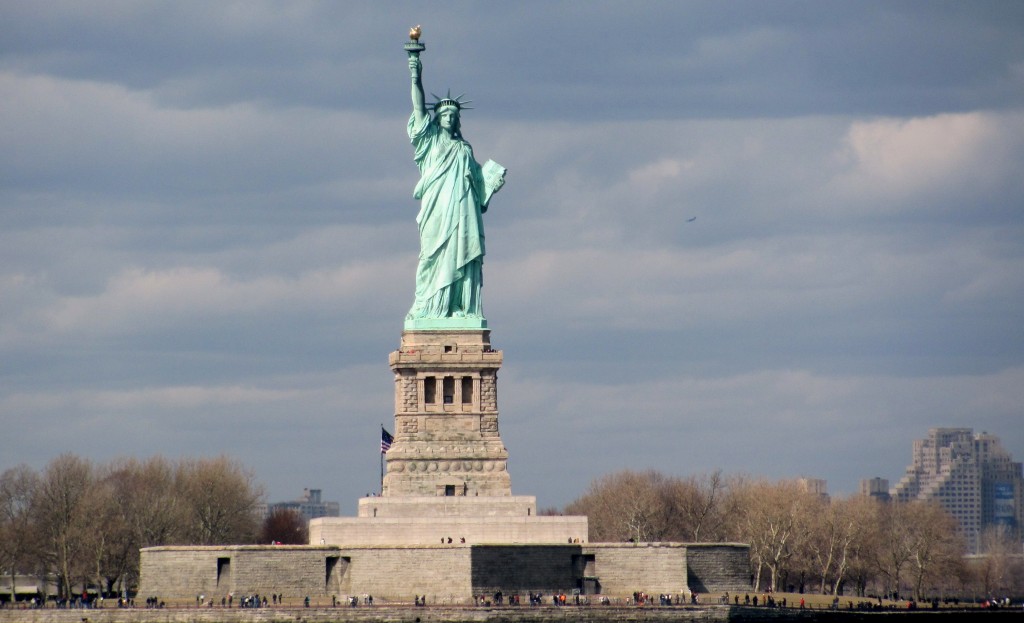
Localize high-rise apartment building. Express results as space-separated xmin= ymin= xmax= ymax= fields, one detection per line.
xmin=890 ymin=427 xmax=1023 ymax=553
xmin=796 ymin=477 xmax=829 ymax=500
xmin=259 ymin=487 xmax=341 ymax=522
xmin=859 ymin=477 xmax=890 ymax=502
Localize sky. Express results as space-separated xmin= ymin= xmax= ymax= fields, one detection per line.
xmin=2 ymin=1 xmax=1023 ymax=512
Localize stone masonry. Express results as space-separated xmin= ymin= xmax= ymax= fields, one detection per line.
xmin=310 ymin=328 xmax=589 ymax=546
xmin=139 ymin=542 xmax=752 ymax=602
xmin=138 ymin=546 xmax=343 ymax=600
xmin=685 ymin=544 xmax=752 ymax=593
xmin=384 ymin=330 xmax=510 ymax=497
xmin=140 ymin=329 xmax=750 ymax=601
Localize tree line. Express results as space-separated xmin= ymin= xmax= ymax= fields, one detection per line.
xmin=563 ymin=469 xmax=1024 ymax=602
xmin=0 ymin=453 xmax=264 ymax=603
xmin=4 ymin=456 xmax=1021 ymax=604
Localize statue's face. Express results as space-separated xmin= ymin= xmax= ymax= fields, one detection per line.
xmin=438 ymin=109 xmax=459 ymax=131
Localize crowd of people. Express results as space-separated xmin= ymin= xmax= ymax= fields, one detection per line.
xmin=6 ymin=589 xmax=1014 ymax=610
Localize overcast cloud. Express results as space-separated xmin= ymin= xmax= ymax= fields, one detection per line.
xmin=2 ymin=1 xmax=1023 ymax=510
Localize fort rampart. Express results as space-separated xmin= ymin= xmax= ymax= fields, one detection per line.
xmin=138 ymin=542 xmax=751 ymax=602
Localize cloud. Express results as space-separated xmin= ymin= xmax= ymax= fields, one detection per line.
xmin=502 ymin=363 xmax=1024 ymax=498
xmin=828 ymin=111 xmax=1024 ymax=212
xmin=0 ymin=70 xmax=404 ymax=202
xmin=845 ymin=114 xmax=993 ymax=186
xmin=4 ymin=383 xmax=299 ymax=414
xmin=2 ymin=3 xmax=1023 ymax=510
xmin=32 ymin=258 xmax=405 ymax=337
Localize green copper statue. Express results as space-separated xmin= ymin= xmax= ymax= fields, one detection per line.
xmin=404 ymin=28 xmax=506 ymax=330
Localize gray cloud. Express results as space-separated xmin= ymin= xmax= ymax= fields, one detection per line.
xmin=2 ymin=2 xmax=1022 ymax=508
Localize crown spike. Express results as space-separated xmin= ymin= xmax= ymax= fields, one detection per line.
xmin=428 ymin=89 xmax=473 ymax=113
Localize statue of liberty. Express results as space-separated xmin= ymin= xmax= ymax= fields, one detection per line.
xmin=404 ymin=29 xmax=505 ymax=329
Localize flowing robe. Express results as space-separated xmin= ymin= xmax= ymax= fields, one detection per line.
xmin=406 ymin=112 xmax=488 ymax=320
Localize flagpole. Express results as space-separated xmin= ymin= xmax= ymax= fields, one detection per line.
xmin=379 ymin=424 xmax=394 ymax=496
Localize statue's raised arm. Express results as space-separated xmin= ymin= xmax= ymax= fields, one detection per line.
xmin=409 ymin=55 xmax=426 ymax=125
xmin=402 ymin=28 xmax=505 ymax=331
xmin=406 ymin=25 xmax=427 ymax=125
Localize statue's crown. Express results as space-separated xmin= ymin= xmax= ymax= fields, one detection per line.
xmin=430 ymin=90 xmax=472 ymax=113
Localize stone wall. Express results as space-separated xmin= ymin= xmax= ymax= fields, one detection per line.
xmin=139 ymin=545 xmax=473 ymax=603
xmin=140 ymin=542 xmax=750 ymax=602
xmin=138 ymin=545 xmax=346 ymax=598
xmin=584 ymin=543 xmax=688 ymax=595
xmin=355 ymin=495 xmax=538 ymax=517
xmin=310 ymin=515 xmax=588 ymax=546
xmin=685 ymin=543 xmax=752 ymax=593
xmin=345 ymin=546 xmax=471 ymax=599
xmin=470 ymin=545 xmax=581 ymax=594
xmin=138 ymin=546 xmax=342 ymax=599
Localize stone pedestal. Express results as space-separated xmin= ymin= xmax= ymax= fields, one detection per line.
xmin=142 ymin=325 xmax=753 ymax=600
xmin=384 ymin=329 xmax=511 ymax=497
xmin=312 ymin=327 xmax=589 ymax=547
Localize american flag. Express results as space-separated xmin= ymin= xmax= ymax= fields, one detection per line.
xmin=381 ymin=428 xmax=394 ymax=454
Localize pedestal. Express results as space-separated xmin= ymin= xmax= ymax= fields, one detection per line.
xmin=384 ymin=329 xmax=510 ymax=497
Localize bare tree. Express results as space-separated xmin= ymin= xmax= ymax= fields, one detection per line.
xmin=870 ymin=500 xmax=965 ymax=601
xmin=0 ymin=465 xmax=41 ymax=603
xmin=81 ymin=472 xmax=126 ymax=599
xmin=663 ymin=470 xmax=730 ymax=542
xmin=904 ymin=502 xmax=964 ymax=602
xmin=871 ymin=500 xmax=914 ymax=598
xmin=32 ymin=454 xmax=94 ymax=601
xmin=805 ymin=494 xmax=873 ymax=595
xmin=734 ymin=479 xmax=817 ymax=592
xmin=88 ymin=460 xmax=172 ymax=597
xmin=260 ymin=508 xmax=309 ymax=545
xmin=175 ymin=456 xmax=263 ymax=545
xmin=107 ymin=457 xmax=184 ymax=540
xmin=3 ymin=452 xmax=267 ymax=599
xmin=565 ymin=469 xmax=712 ymax=543
xmin=974 ymin=525 xmax=1023 ymax=598
xmin=566 ymin=470 xmax=660 ymax=542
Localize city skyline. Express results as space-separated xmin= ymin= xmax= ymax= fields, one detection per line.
xmin=890 ymin=427 xmax=1023 ymax=553
xmin=2 ymin=2 xmax=1023 ymax=509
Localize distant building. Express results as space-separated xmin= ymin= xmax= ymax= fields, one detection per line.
xmin=0 ymin=574 xmax=46 ymax=603
xmin=796 ymin=477 xmax=829 ymax=500
xmin=259 ymin=488 xmax=340 ymax=523
xmin=859 ymin=477 xmax=890 ymax=502
xmin=890 ymin=427 xmax=1023 ymax=553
